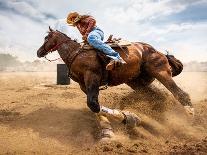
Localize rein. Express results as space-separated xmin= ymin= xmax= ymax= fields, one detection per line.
xmin=42 ymin=32 xmax=108 ymax=88
xmin=44 ymin=56 xmax=61 ymax=62
xmin=42 ymin=31 xmax=84 ymax=78
xmin=67 ymin=48 xmax=83 ymax=78
xmin=43 ymin=38 xmax=70 ymax=62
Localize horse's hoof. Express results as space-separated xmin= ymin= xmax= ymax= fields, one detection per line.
xmin=100 ymin=128 xmax=114 ymax=140
xmin=184 ymin=106 xmax=195 ymax=116
xmin=122 ymin=111 xmax=141 ymax=128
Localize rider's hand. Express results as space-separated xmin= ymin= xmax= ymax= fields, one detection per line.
xmin=82 ymin=35 xmax=87 ymax=41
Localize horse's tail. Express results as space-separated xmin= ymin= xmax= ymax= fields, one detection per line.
xmin=165 ymin=54 xmax=183 ymax=77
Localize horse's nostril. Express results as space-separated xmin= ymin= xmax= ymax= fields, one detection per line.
xmin=37 ymin=49 xmax=43 ymax=58
xmin=37 ymin=53 xmax=40 ymax=58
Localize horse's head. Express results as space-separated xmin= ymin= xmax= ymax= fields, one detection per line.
xmin=37 ymin=26 xmax=68 ymax=58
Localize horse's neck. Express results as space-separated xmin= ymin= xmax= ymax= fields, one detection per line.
xmin=57 ymin=39 xmax=80 ymax=63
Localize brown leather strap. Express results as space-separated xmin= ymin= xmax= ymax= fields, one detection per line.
xmin=116 ymin=43 xmax=129 ymax=58
xmin=66 ymin=48 xmax=83 ymax=78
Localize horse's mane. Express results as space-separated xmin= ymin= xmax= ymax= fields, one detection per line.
xmin=48 ymin=30 xmax=79 ymax=43
xmin=57 ymin=30 xmax=79 ymax=43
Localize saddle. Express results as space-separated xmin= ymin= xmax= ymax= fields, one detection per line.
xmin=81 ymin=35 xmax=131 ymax=50
xmin=81 ymin=35 xmax=131 ymax=88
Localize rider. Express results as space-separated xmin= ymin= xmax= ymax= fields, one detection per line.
xmin=66 ymin=12 xmax=126 ymax=70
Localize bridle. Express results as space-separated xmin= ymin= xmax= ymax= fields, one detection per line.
xmin=41 ymin=30 xmax=108 ymax=88
xmin=42 ymin=31 xmax=83 ymax=78
xmin=43 ymin=32 xmax=70 ymax=62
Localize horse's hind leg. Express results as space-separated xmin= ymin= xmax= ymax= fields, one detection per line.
xmin=145 ymin=53 xmax=194 ymax=115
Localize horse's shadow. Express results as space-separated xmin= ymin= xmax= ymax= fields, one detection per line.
xmin=3 ymin=107 xmax=99 ymax=147
xmin=2 ymin=85 xmax=178 ymax=146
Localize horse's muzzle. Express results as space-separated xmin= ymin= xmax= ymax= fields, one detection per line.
xmin=37 ymin=48 xmax=46 ymax=58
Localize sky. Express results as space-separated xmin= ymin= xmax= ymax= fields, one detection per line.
xmin=0 ymin=0 xmax=207 ymax=62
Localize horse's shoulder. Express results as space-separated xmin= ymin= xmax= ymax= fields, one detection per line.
xmin=76 ymin=49 xmax=103 ymax=66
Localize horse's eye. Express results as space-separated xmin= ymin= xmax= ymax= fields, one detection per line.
xmin=44 ymin=36 xmax=49 ymax=41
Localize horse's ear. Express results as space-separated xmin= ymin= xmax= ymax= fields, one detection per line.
xmin=49 ymin=26 xmax=53 ymax=32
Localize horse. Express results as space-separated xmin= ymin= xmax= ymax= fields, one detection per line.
xmin=37 ymin=27 xmax=194 ymax=139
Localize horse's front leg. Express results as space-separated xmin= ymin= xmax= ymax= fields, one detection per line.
xmin=84 ymin=71 xmax=101 ymax=113
xmin=100 ymin=106 xmax=141 ymax=129
xmin=84 ymin=71 xmax=141 ymax=133
xmin=96 ymin=114 xmax=114 ymax=139
xmin=84 ymin=71 xmax=115 ymax=139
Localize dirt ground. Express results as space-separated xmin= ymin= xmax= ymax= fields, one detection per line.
xmin=0 ymin=72 xmax=206 ymax=155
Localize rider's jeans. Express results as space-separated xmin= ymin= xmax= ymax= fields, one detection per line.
xmin=87 ymin=27 xmax=121 ymax=61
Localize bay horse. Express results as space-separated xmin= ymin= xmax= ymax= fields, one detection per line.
xmin=37 ymin=27 xmax=194 ymax=139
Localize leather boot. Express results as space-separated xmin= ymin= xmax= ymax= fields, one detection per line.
xmin=106 ymin=58 xmax=126 ymax=70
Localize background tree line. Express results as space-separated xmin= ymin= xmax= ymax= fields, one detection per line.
xmin=0 ymin=53 xmax=206 ymax=72
xmin=0 ymin=53 xmax=56 ymax=72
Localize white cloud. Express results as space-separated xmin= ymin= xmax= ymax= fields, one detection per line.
xmin=0 ymin=0 xmax=206 ymax=63
xmin=148 ymin=22 xmax=207 ymax=62
xmin=8 ymin=1 xmax=44 ymax=18
xmin=103 ymin=0 xmax=188 ymax=24
xmin=0 ymin=7 xmax=49 ymax=61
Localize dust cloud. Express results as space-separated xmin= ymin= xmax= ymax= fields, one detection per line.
xmin=0 ymin=72 xmax=206 ymax=154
